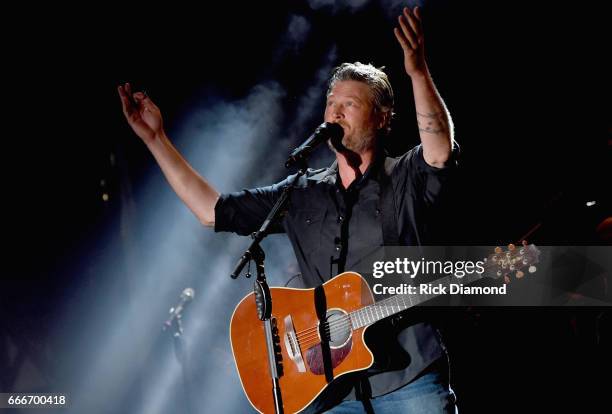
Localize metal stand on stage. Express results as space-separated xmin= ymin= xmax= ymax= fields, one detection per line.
xmin=230 ymin=164 xmax=308 ymax=414
xmin=164 ymin=288 xmax=195 ymax=414
xmin=229 ymin=122 xmax=343 ymax=414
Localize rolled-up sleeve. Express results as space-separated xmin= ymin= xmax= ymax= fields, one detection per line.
xmin=214 ymin=177 xmax=292 ymax=236
xmin=413 ymin=141 xmax=460 ymax=174
xmin=397 ymin=142 xmax=460 ymax=207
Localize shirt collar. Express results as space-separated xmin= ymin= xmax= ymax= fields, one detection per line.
xmin=307 ymin=146 xmax=386 ymax=189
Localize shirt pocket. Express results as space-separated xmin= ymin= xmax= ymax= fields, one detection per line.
xmin=289 ymin=208 xmax=326 ymax=258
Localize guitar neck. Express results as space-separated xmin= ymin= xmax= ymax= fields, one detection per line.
xmin=349 ymin=271 xmax=484 ymax=329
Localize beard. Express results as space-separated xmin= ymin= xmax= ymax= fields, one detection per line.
xmin=327 ymin=123 xmax=378 ymax=155
xmin=341 ymin=129 xmax=377 ymax=154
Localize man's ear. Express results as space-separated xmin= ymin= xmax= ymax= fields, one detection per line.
xmin=376 ymin=110 xmax=390 ymax=131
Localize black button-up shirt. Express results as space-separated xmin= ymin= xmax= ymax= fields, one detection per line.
xmin=215 ymin=143 xmax=457 ymax=399
xmin=216 ymin=144 xmax=456 ymax=287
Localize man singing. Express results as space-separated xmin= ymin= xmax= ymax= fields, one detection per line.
xmin=119 ymin=6 xmax=458 ymax=413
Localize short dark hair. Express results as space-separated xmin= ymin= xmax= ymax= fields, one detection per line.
xmin=327 ymin=62 xmax=394 ymax=134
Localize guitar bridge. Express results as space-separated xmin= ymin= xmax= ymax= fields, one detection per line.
xmin=283 ymin=315 xmax=306 ymax=373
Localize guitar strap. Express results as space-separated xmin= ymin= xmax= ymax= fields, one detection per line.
xmin=352 ymin=156 xmax=400 ymax=402
xmin=378 ymin=156 xmax=400 ymax=246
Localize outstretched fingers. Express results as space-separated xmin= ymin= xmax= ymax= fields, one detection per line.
xmin=396 ymin=7 xmax=420 ymax=50
xmin=403 ymin=7 xmax=422 ymax=39
xmin=394 ymin=6 xmax=424 ymax=51
xmin=394 ymin=26 xmax=412 ymax=53
xmin=414 ymin=5 xmax=422 ymax=22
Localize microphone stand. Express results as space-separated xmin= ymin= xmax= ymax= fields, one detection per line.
xmin=166 ymin=302 xmax=194 ymax=414
xmin=230 ymin=159 xmax=309 ymax=414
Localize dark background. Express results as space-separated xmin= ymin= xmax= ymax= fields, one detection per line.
xmin=2 ymin=1 xmax=610 ymax=413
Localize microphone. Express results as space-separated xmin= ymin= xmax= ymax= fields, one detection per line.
xmin=163 ymin=287 xmax=195 ymax=330
xmin=285 ymin=122 xmax=344 ymax=168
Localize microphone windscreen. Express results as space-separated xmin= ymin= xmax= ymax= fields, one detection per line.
xmin=322 ymin=122 xmax=344 ymax=141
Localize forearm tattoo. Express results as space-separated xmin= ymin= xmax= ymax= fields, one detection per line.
xmin=417 ymin=111 xmax=448 ymax=134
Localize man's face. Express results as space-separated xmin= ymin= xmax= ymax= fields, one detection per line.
xmin=324 ymin=80 xmax=381 ymax=154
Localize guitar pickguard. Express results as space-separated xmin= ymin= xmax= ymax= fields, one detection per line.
xmin=305 ymin=339 xmax=352 ymax=375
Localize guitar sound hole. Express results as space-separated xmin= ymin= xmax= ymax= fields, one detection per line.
xmin=323 ymin=310 xmax=351 ymax=348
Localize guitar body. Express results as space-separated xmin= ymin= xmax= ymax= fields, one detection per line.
xmin=231 ymin=245 xmax=540 ymax=413
xmin=230 ymin=272 xmax=375 ymax=414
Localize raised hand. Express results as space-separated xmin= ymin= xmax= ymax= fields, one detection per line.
xmin=393 ymin=6 xmax=427 ymax=77
xmin=118 ymin=83 xmax=163 ymax=144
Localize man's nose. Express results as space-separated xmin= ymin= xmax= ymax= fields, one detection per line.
xmin=331 ymin=106 xmax=344 ymax=119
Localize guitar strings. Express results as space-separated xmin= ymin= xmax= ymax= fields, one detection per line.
xmin=294 ymin=295 xmax=414 ymax=341
xmin=294 ymin=295 xmax=414 ymax=340
xmin=297 ymin=319 xmax=353 ymax=348
xmin=292 ymin=250 xmax=530 ymax=347
xmin=296 ymin=300 xmax=411 ymax=347
xmin=297 ymin=305 xmax=399 ymax=347
xmin=295 ymin=290 xmax=448 ymax=348
xmin=297 ymin=310 xmax=393 ymax=347
xmin=294 ymin=275 xmax=489 ymax=342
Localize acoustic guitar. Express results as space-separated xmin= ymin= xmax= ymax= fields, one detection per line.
xmin=230 ymin=244 xmax=540 ymax=413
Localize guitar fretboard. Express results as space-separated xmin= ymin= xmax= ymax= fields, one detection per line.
xmin=349 ymin=270 xmax=484 ymax=329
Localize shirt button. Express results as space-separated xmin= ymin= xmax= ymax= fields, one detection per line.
xmin=375 ymin=209 xmax=381 ymax=217
xmin=337 ymin=215 xmax=344 ymax=223
xmin=335 ymin=245 xmax=342 ymax=251
xmin=306 ymin=218 xmax=312 ymax=224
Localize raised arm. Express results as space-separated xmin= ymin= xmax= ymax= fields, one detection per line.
xmin=118 ymin=83 xmax=219 ymax=226
xmin=394 ymin=6 xmax=454 ymax=168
